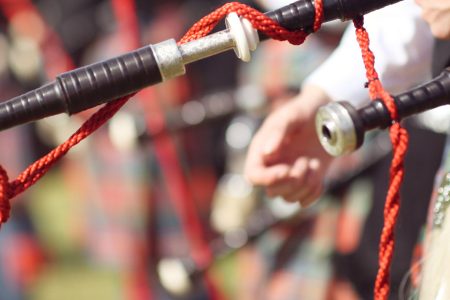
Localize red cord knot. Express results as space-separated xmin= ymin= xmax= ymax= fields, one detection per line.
xmin=0 ymin=1 xmax=327 ymax=231
xmin=364 ymin=78 xmax=379 ymax=88
xmin=178 ymin=1 xmax=323 ymax=46
xmin=279 ymin=31 xmax=308 ymax=45
xmin=0 ymin=166 xmax=11 ymax=225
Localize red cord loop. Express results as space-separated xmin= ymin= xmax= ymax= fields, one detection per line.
xmin=0 ymin=3 xmax=409 ymax=300
xmin=0 ymin=4 xmax=405 ymax=300
xmin=178 ymin=2 xmax=322 ymax=46
xmin=0 ymin=95 xmax=131 ymax=227
xmin=0 ymin=166 xmax=11 ymax=225
xmin=353 ymin=16 xmax=409 ymax=300
xmin=0 ymin=1 xmax=324 ymax=227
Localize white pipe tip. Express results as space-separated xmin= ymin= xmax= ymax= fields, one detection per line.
xmin=226 ymin=12 xmax=259 ymax=62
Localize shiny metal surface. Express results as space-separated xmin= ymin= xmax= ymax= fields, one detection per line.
xmin=151 ymin=39 xmax=186 ymax=81
xmin=180 ymin=30 xmax=236 ymax=65
xmin=315 ymin=102 xmax=358 ymax=156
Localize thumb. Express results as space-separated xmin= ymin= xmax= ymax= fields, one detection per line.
xmin=262 ymin=118 xmax=298 ymax=164
xmin=262 ymin=132 xmax=285 ymax=163
xmin=259 ymin=100 xmax=304 ymax=164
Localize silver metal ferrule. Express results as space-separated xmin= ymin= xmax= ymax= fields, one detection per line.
xmin=152 ymin=39 xmax=186 ymax=81
xmin=151 ymin=15 xmax=258 ymax=81
xmin=315 ymin=102 xmax=358 ymax=156
xmin=179 ymin=30 xmax=236 ymax=65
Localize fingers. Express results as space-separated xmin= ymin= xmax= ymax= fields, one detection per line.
xmin=258 ymin=109 xmax=300 ymax=164
xmin=245 ymin=163 xmax=291 ymax=186
xmin=244 ymin=94 xmax=332 ymax=207
xmin=416 ymin=0 xmax=450 ymax=39
xmin=265 ymin=158 xmax=325 ymax=207
xmin=261 ymin=131 xmax=287 ymax=164
xmin=281 ymin=177 xmax=323 ymax=207
xmin=265 ymin=158 xmax=308 ymax=196
xmin=245 ymin=121 xmax=327 ymax=207
xmin=246 ymin=152 xmax=324 ymax=206
xmin=244 ymin=106 xmax=302 ymax=186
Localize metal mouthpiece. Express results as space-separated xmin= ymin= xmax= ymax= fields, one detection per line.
xmin=315 ymin=67 xmax=450 ymax=157
xmin=315 ymin=101 xmax=363 ymax=156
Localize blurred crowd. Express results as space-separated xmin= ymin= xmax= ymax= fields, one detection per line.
xmin=0 ymin=0 xmax=443 ymax=299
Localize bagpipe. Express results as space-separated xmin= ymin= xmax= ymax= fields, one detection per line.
xmin=0 ymin=0 xmax=403 ymax=130
xmin=316 ymin=67 xmax=450 ymax=156
xmin=1 ymin=0 xmax=449 ymax=299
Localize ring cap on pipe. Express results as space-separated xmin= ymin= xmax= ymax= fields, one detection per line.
xmin=225 ymin=13 xmax=259 ymax=62
xmin=151 ymin=39 xmax=185 ymax=81
xmin=315 ymin=101 xmax=364 ymax=156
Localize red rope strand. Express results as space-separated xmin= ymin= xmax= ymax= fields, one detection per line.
xmin=178 ymin=2 xmax=311 ymax=45
xmin=0 ymin=166 xmax=11 ymax=224
xmin=353 ymin=17 xmax=409 ymax=300
xmin=313 ymin=0 xmax=323 ymax=32
xmin=0 ymin=2 xmax=408 ymax=300
xmin=0 ymin=2 xmax=318 ymax=227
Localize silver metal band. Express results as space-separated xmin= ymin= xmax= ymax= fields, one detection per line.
xmin=315 ymin=102 xmax=358 ymax=156
xmin=151 ymin=39 xmax=186 ymax=81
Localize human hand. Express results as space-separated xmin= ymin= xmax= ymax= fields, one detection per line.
xmin=416 ymin=0 xmax=450 ymax=39
xmin=244 ymin=85 xmax=333 ymax=207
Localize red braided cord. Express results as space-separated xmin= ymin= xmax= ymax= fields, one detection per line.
xmin=0 ymin=6 xmax=406 ymax=300
xmin=12 ymin=97 xmax=131 ymax=194
xmin=0 ymin=96 xmax=130 ymax=227
xmin=178 ymin=2 xmax=310 ymax=45
xmin=353 ymin=17 xmax=409 ymax=300
xmin=0 ymin=2 xmax=321 ymax=226
xmin=313 ymin=0 xmax=323 ymax=32
xmin=0 ymin=4 xmax=406 ymax=300
xmin=0 ymin=166 xmax=10 ymax=224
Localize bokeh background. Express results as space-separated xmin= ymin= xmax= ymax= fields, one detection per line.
xmin=0 ymin=1 xmax=436 ymax=299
